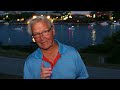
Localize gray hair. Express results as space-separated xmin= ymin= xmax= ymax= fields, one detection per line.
xmin=27 ymin=16 xmax=53 ymax=35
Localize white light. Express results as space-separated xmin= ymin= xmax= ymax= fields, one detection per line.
xmin=93 ymin=14 xmax=96 ymax=18
xmin=47 ymin=16 xmax=50 ymax=19
xmin=6 ymin=15 xmax=8 ymax=18
xmin=17 ymin=19 xmax=20 ymax=21
xmin=69 ymin=15 xmax=72 ymax=18
xmin=77 ymin=20 xmax=79 ymax=22
xmin=32 ymin=16 xmax=37 ymax=19
xmin=51 ymin=19 xmax=54 ymax=22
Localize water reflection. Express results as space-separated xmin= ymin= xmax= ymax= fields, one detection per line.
xmin=88 ymin=24 xmax=95 ymax=30
xmin=88 ymin=25 xmax=96 ymax=46
xmin=91 ymin=29 xmax=96 ymax=45
xmin=110 ymin=24 xmax=117 ymax=35
xmin=68 ymin=26 xmax=75 ymax=42
xmin=110 ymin=24 xmax=116 ymax=30
xmin=7 ymin=37 xmax=11 ymax=45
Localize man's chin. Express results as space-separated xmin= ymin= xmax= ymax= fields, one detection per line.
xmin=42 ymin=47 xmax=49 ymax=50
xmin=38 ymin=43 xmax=53 ymax=50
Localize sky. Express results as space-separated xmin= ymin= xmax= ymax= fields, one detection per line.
xmin=0 ymin=11 xmax=92 ymax=15
xmin=71 ymin=11 xmax=91 ymax=15
xmin=36 ymin=11 xmax=92 ymax=15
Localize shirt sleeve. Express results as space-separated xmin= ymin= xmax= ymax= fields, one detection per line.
xmin=74 ymin=50 xmax=89 ymax=79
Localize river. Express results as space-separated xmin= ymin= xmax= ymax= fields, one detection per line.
xmin=0 ymin=23 xmax=120 ymax=50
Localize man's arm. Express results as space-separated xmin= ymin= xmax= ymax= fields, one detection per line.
xmin=24 ymin=61 xmax=34 ymax=79
xmin=74 ymin=50 xmax=89 ymax=79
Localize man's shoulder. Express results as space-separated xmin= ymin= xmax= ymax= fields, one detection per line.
xmin=61 ymin=43 xmax=77 ymax=53
xmin=61 ymin=42 xmax=75 ymax=49
xmin=56 ymin=40 xmax=76 ymax=52
xmin=26 ymin=48 xmax=40 ymax=61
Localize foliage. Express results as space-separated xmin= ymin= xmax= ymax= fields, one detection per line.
xmin=81 ymin=30 xmax=120 ymax=64
xmin=112 ymin=11 xmax=120 ymax=21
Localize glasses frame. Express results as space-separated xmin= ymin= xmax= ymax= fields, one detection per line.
xmin=32 ymin=25 xmax=53 ymax=38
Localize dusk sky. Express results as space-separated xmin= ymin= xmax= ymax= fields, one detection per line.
xmin=0 ymin=11 xmax=92 ymax=15
xmin=71 ymin=11 xmax=92 ymax=15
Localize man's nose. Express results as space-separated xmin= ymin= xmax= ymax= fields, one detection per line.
xmin=39 ymin=34 xmax=44 ymax=40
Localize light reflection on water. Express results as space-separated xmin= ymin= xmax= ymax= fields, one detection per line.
xmin=0 ymin=24 xmax=120 ymax=49
xmin=91 ymin=29 xmax=96 ymax=46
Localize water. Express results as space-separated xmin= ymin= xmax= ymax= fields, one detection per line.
xmin=0 ymin=24 xmax=31 ymax=46
xmin=0 ymin=23 xmax=120 ymax=50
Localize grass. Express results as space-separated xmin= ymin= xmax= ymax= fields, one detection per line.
xmin=0 ymin=48 xmax=29 ymax=59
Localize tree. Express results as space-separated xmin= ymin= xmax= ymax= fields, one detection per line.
xmin=103 ymin=31 xmax=120 ymax=64
xmin=112 ymin=11 xmax=120 ymax=21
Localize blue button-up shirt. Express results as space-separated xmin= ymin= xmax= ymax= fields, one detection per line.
xmin=24 ymin=40 xmax=89 ymax=79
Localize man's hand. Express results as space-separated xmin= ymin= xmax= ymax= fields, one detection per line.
xmin=40 ymin=62 xmax=52 ymax=79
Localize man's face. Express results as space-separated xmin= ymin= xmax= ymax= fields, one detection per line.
xmin=31 ymin=21 xmax=55 ymax=50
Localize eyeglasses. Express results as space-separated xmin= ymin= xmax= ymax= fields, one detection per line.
xmin=32 ymin=26 xmax=53 ymax=38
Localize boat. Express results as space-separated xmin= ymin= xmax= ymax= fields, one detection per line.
xmin=112 ymin=22 xmax=120 ymax=25
xmin=4 ymin=22 xmax=9 ymax=25
xmin=89 ymin=22 xmax=96 ymax=26
xmin=99 ymin=21 xmax=109 ymax=26
xmin=68 ymin=26 xmax=75 ymax=30
xmin=0 ymin=20 xmax=4 ymax=22
xmin=14 ymin=27 xmax=23 ymax=31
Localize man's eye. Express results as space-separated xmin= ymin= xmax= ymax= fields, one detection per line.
xmin=34 ymin=33 xmax=39 ymax=36
xmin=42 ymin=31 xmax=47 ymax=33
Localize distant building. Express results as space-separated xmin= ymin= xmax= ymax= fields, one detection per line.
xmin=90 ymin=11 xmax=112 ymax=17
xmin=0 ymin=11 xmax=6 ymax=16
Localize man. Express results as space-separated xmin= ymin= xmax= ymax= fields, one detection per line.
xmin=24 ymin=16 xmax=89 ymax=79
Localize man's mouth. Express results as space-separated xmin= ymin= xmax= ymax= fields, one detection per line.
xmin=41 ymin=41 xmax=47 ymax=44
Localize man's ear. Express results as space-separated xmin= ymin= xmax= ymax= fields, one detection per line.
xmin=52 ymin=25 xmax=55 ymax=36
xmin=32 ymin=36 xmax=35 ymax=42
xmin=53 ymin=28 xmax=55 ymax=36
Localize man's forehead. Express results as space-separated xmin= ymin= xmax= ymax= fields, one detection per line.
xmin=33 ymin=20 xmax=48 ymax=26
